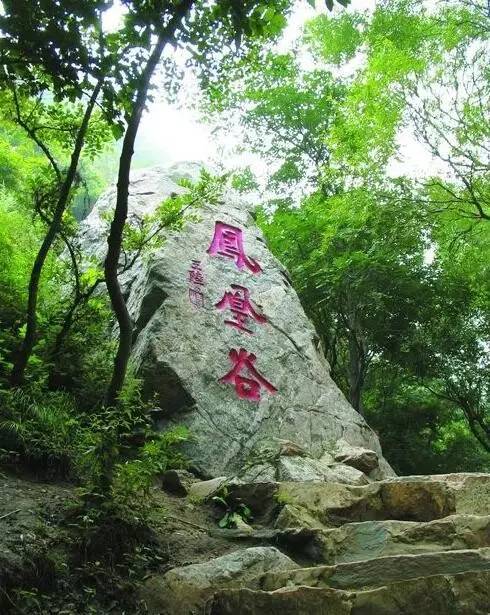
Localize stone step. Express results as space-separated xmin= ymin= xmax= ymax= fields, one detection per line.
xmin=253 ymin=547 xmax=490 ymax=592
xmin=229 ymin=472 xmax=490 ymax=528
xmin=139 ymin=546 xmax=297 ymax=615
xmin=294 ymin=514 xmax=490 ymax=564
xmin=208 ymin=569 xmax=490 ymax=615
xmin=382 ymin=473 xmax=490 ymax=516
xmin=211 ymin=515 xmax=490 ymax=566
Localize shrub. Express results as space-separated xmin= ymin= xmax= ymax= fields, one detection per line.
xmin=0 ymin=387 xmax=80 ymax=476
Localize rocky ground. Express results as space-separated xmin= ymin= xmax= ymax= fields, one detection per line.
xmin=1 ymin=462 xmax=489 ymax=614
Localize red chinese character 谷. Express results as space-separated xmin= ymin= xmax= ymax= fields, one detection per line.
xmin=215 ymin=284 xmax=266 ymax=334
xmin=207 ymin=221 xmax=262 ymax=274
xmin=219 ymin=348 xmax=277 ymax=402
xmin=188 ymin=260 xmax=205 ymax=285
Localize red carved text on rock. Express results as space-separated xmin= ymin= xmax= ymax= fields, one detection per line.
xmin=215 ymin=284 xmax=266 ymax=334
xmin=207 ymin=221 xmax=262 ymax=274
xmin=219 ymin=348 xmax=277 ymax=402
xmin=188 ymin=260 xmax=205 ymax=308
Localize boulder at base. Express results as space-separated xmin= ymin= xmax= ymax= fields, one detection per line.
xmin=80 ymin=163 xmax=394 ymax=479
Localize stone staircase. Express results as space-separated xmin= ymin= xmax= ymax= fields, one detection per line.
xmin=144 ymin=473 xmax=490 ymax=614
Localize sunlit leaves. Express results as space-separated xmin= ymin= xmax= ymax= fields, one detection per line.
xmin=305 ymin=13 xmax=364 ymax=64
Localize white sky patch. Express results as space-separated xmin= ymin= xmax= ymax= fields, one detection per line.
xmin=102 ymin=0 xmax=126 ymax=33
xmin=135 ymin=103 xmax=216 ymax=169
xmin=387 ymin=127 xmax=448 ymax=179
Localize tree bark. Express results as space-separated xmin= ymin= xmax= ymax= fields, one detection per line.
xmin=104 ymin=0 xmax=194 ymax=407
xmin=10 ymin=79 xmax=104 ymax=386
xmin=348 ymin=333 xmax=366 ymax=415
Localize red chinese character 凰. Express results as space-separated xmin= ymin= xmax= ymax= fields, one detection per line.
xmin=189 ymin=287 xmax=204 ymax=308
xmin=215 ymin=284 xmax=266 ymax=334
xmin=219 ymin=348 xmax=277 ymax=402
xmin=188 ymin=260 xmax=205 ymax=285
xmin=207 ymin=221 xmax=262 ymax=274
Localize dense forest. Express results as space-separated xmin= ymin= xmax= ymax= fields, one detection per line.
xmin=0 ymin=0 xmax=489 ymax=612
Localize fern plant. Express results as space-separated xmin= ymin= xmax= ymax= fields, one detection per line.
xmin=0 ymin=387 xmax=80 ymax=474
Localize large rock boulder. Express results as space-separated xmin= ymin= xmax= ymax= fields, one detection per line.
xmin=80 ymin=164 xmax=394 ymax=479
xmin=140 ymin=546 xmax=296 ymax=615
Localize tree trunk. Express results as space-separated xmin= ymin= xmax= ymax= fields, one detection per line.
xmin=10 ymin=79 xmax=103 ymax=386
xmin=104 ymin=0 xmax=194 ymax=407
xmin=348 ymin=333 xmax=366 ymax=415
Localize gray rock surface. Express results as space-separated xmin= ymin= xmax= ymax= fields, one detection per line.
xmin=255 ymin=547 xmax=490 ymax=591
xmin=334 ymin=438 xmax=379 ymax=474
xmin=80 ymin=164 xmax=394 ymax=479
xmin=140 ymin=546 xmax=296 ymax=615
xmin=276 ymin=457 xmax=369 ymax=485
xmin=209 ymin=570 xmax=490 ymax=615
xmin=188 ymin=476 xmax=228 ymax=501
xmin=229 ymin=473 xmax=490 ymax=529
xmin=304 ymin=515 xmax=490 ymax=564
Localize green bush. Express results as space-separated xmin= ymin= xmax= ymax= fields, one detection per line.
xmin=0 ymin=387 xmax=80 ymax=475
xmin=111 ymin=426 xmax=189 ymax=521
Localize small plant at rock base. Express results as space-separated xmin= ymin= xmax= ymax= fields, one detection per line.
xmin=212 ymin=487 xmax=253 ymax=529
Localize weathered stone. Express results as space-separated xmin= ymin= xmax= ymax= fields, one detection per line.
xmin=209 ymin=570 xmax=490 ymax=615
xmin=232 ymin=443 xmax=367 ymax=486
xmin=159 ymin=469 xmax=199 ymax=496
xmin=271 ymin=474 xmax=490 ymax=528
xmin=256 ymin=547 xmax=490 ymax=592
xmin=380 ymin=479 xmax=455 ymax=521
xmin=230 ymin=473 xmax=490 ymax=534
xmin=235 ymin=463 xmax=277 ymax=483
xmin=188 ymin=476 xmax=228 ymax=501
xmin=276 ymin=457 xmax=369 ymax=485
xmin=275 ymin=481 xmax=382 ymax=527
xmin=275 ymin=504 xmax=323 ymax=530
xmin=209 ymin=585 xmax=352 ymax=615
xmin=383 ymin=473 xmax=490 ymax=516
xmin=319 ymin=450 xmax=335 ymax=465
xmin=140 ymin=547 xmax=296 ymax=615
xmin=79 ymin=164 xmax=394 ymax=480
xmin=276 ymin=457 xmax=330 ymax=482
xmin=327 ymin=463 xmax=370 ymax=485
xmin=334 ymin=438 xmax=379 ymax=474
xmin=303 ymin=515 xmax=490 ymax=564
xmin=277 ymin=439 xmax=307 ymax=457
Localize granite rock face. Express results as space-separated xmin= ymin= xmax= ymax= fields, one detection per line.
xmin=141 ymin=547 xmax=296 ymax=615
xmin=80 ymin=164 xmax=394 ymax=479
xmin=209 ymin=570 xmax=490 ymax=615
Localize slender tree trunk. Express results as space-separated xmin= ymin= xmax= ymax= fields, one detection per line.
xmin=348 ymin=333 xmax=365 ymax=415
xmin=10 ymin=79 xmax=104 ymax=386
xmin=104 ymin=0 xmax=194 ymax=407
xmin=345 ymin=308 xmax=367 ymax=415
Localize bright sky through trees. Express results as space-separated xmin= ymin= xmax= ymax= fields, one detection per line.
xmin=100 ymin=0 xmax=438 ymax=179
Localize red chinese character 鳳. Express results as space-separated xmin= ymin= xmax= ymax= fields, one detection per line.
xmin=219 ymin=348 xmax=277 ymax=402
xmin=215 ymin=284 xmax=266 ymax=334
xmin=188 ymin=260 xmax=205 ymax=285
xmin=207 ymin=221 xmax=262 ymax=274
xmin=189 ymin=287 xmax=204 ymax=308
